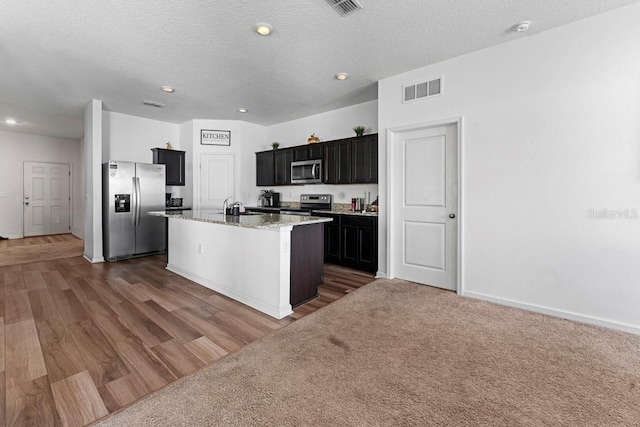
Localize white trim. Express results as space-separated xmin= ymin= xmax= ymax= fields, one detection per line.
xmin=83 ymin=253 xmax=104 ymax=263
xmin=386 ymin=117 xmax=464 ymax=293
xmin=167 ymin=263 xmax=293 ymax=319
xmin=462 ymin=290 xmax=640 ymax=336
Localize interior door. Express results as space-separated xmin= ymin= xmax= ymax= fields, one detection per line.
xmin=200 ymin=154 xmax=235 ymax=209
xmin=23 ymin=162 xmax=71 ymax=236
xmin=393 ymin=124 xmax=458 ymax=290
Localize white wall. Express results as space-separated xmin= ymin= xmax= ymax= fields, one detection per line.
xmin=102 ymin=111 xmax=183 ymax=197
xmin=184 ymin=120 xmax=257 ymax=208
xmin=378 ymin=4 xmax=640 ymax=332
xmin=0 ymin=130 xmax=83 ymax=239
xmin=239 ymin=121 xmax=268 ymax=205
xmin=241 ymin=100 xmax=379 ymax=205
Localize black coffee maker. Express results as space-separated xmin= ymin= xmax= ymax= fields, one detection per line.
xmin=270 ymin=192 xmax=280 ymax=208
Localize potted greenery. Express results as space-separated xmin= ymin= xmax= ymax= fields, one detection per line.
xmin=353 ymin=126 xmax=366 ymax=137
xmin=271 ymin=141 xmax=280 ymax=150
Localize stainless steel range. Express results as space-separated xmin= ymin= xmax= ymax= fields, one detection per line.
xmin=280 ymin=194 xmax=332 ymax=215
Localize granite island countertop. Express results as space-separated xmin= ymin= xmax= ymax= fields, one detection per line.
xmin=244 ymin=207 xmax=378 ymax=217
xmin=148 ymin=209 xmax=332 ymax=229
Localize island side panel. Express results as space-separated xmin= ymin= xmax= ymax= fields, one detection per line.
xmin=166 ymin=217 xmax=294 ymax=319
xmin=290 ymin=223 xmax=323 ymax=307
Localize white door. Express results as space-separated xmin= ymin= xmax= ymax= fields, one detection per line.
xmin=199 ymin=154 xmax=235 ymax=209
xmin=392 ymin=124 xmax=458 ymax=290
xmin=24 ymin=162 xmax=71 ymax=236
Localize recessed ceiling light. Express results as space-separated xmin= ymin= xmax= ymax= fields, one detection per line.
xmin=255 ymin=22 xmax=273 ymax=36
xmin=161 ymin=85 xmax=175 ymax=93
xmin=513 ymin=20 xmax=531 ymax=33
xmin=5 ymin=118 xmax=17 ymax=125
xmin=335 ymin=73 xmax=349 ymax=81
xmin=238 ymin=108 xmax=248 ymax=113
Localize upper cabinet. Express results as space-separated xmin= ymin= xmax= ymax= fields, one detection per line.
xmin=293 ymin=144 xmax=323 ymax=161
xmin=151 ymin=148 xmax=185 ymax=186
xmin=323 ymin=139 xmax=351 ymax=184
xmin=256 ymin=150 xmax=275 ymax=186
xmin=274 ymin=148 xmax=293 ymax=185
xmin=255 ymin=133 xmax=378 ymax=187
xmin=351 ymin=134 xmax=378 ymax=184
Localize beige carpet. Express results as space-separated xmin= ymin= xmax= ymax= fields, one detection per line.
xmin=95 ymin=279 xmax=640 ymax=426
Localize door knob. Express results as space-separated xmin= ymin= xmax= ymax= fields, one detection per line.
xmin=449 ymin=214 xmax=455 ymax=219
xmin=25 ymin=202 xmax=29 ymax=206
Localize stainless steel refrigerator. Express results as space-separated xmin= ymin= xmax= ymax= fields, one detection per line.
xmin=102 ymin=161 xmax=166 ymax=261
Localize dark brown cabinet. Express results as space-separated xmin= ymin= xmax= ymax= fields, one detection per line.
xmin=151 ymin=148 xmax=185 ymax=186
xmin=341 ymin=215 xmax=377 ymax=272
xmin=256 ymin=151 xmax=275 ymax=186
xmin=324 ymin=219 xmax=341 ymax=264
xmin=351 ymin=135 xmax=378 ymax=184
xmin=289 ymin=223 xmax=323 ymax=307
xmin=315 ymin=212 xmax=377 ymax=273
xmin=255 ymin=134 xmax=377 ymax=186
xmin=293 ymin=144 xmax=323 ymax=161
xmin=323 ymin=139 xmax=351 ymax=184
xmin=274 ymin=148 xmax=293 ymax=185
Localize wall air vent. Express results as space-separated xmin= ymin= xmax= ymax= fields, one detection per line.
xmin=141 ymin=100 xmax=166 ymax=108
xmin=325 ymin=0 xmax=362 ymax=16
xmin=402 ymin=77 xmax=442 ymax=103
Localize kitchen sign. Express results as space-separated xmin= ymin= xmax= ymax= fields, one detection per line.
xmin=201 ymin=129 xmax=231 ymax=146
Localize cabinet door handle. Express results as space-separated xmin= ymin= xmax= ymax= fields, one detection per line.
xmin=449 ymin=214 xmax=456 ymax=219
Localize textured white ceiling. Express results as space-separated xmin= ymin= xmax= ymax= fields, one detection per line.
xmin=1 ymin=0 xmax=638 ymax=139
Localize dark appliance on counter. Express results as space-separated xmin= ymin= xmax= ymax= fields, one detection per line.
xmin=260 ymin=191 xmax=281 ymax=207
xmin=270 ymin=192 xmax=280 ymax=207
xmin=291 ymin=159 xmax=322 ymax=184
xmin=280 ymin=194 xmax=332 ymax=215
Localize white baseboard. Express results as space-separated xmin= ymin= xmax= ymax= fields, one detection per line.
xmin=0 ymin=234 xmax=22 ymax=239
xmin=462 ymin=290 xmax=640 ymax=335
xmin=83 ymin=253 xmax=104 ymax=263
xmin=167 ymin=263 xmax=293 ymax=320
xmin=375 ymin=271 xmax=388 ymax=279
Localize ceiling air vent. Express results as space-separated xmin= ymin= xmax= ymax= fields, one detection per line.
xmin=325 ymin=0 xmax=362 ymax=16
xmin=141 ymin=99 xmax=166 ymax=108
xmin=403 ymin=78 xmax=442 ymax=103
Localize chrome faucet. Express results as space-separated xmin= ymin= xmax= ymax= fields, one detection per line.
xmin=222 ymin=196 xmax=232 ymax=215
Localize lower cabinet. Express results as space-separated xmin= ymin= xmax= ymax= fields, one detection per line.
xmin=290 ymin=223 xmax=323 ymax=307
xmin=317 ymin=213 xmax=378 ymax=273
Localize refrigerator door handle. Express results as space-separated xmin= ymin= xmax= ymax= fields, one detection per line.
xmin=132 ymin=177 xmax=137 ymax=226
xmin=135 ymin=177 xmax=142 ymax=226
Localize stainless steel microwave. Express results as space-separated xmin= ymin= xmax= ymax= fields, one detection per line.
xmin=291 ymin=159 xmax=322 ymax=184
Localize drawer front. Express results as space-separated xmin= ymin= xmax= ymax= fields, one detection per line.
xmin=341 ymin=215 xmax=377 ymax=228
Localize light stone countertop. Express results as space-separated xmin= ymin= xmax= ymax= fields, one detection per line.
xmin=149 ymin=210 xmax=333 ymax=229
xmin=244 ymin=207 xmax=378 ymax=217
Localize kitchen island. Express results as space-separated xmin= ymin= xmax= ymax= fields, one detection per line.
xmin=149 ymin=210 xmax=332 ymax=319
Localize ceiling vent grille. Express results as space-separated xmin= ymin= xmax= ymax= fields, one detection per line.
xmin=403 ymin=77 xmax=442 ymax=103
xmin=141 ymin=100 xmax=166 ymax=108
xmin=325 ymin=0 xmax=362 ymax=16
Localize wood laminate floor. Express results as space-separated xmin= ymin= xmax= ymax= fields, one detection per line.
xmin=0 ymin=236 xmax=373 ymax=426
